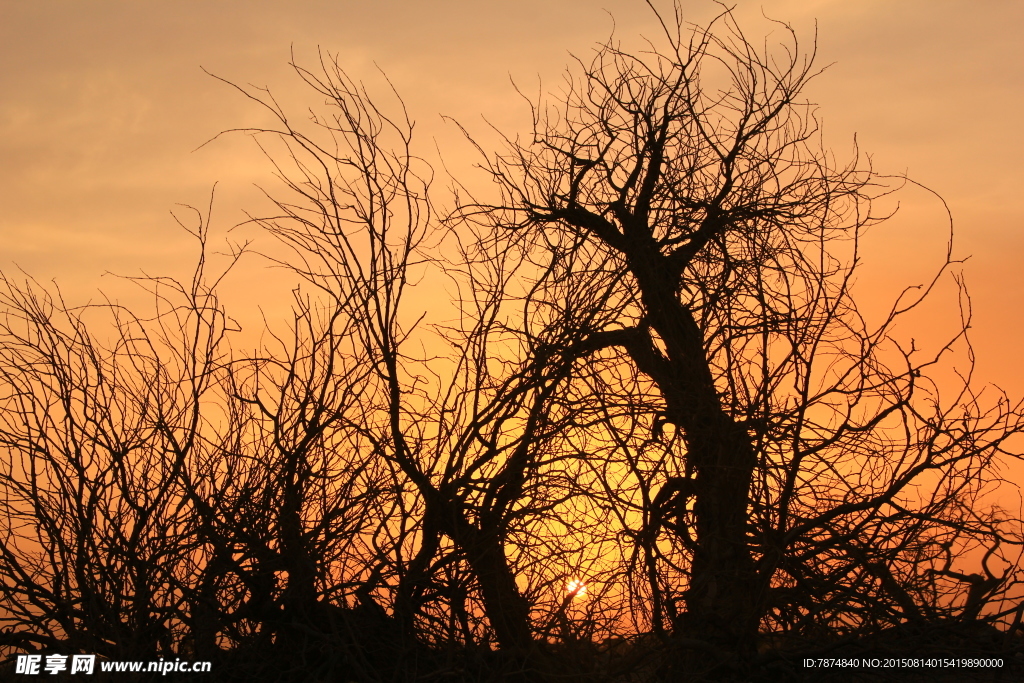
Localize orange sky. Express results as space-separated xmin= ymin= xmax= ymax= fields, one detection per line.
xmin=1 ymin=0 xmax=1022 ymax=399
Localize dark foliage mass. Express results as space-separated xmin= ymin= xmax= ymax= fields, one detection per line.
xmin=2 ymin=4 xmax=1023 ymax=681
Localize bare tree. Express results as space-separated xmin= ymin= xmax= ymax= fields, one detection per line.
xmin=461 ymin=1 xmax=1024 ymax=669
xmin=0 ymin=216 xmax=237 ymax=661
xmin=218 ymin=56 xmax=627 ymax=658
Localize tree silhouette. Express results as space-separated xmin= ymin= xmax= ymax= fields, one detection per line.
xmin=1 ymin=3 xmax=1023 ymax=682
xmin=456 ymin=0 xmax=1024 ymax=673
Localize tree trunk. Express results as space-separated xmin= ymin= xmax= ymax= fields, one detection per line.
xmin=439 ymin=506 xmax=533 ymax=650
xmin=463 ymin=533 xmax=534 ymax=651
xmin=631 ymin=259 xmax=760 ymax=656
xmin=681 ymin=413 xmax=759 ymax=655
xmin=417 ymin=488 xmax=534 ymax=651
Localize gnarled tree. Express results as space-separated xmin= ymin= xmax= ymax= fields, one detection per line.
xmin=463 ymin=2 xmax=1024 ymax=668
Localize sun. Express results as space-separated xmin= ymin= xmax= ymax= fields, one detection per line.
xmin=565 ymin=579 xmax=587 ymax=598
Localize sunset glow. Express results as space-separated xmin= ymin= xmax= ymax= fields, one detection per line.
xmin=566 ymin=579 xmax=587 ymax=598
xmin=2 ymin=2 xmax=1023 ymax=678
